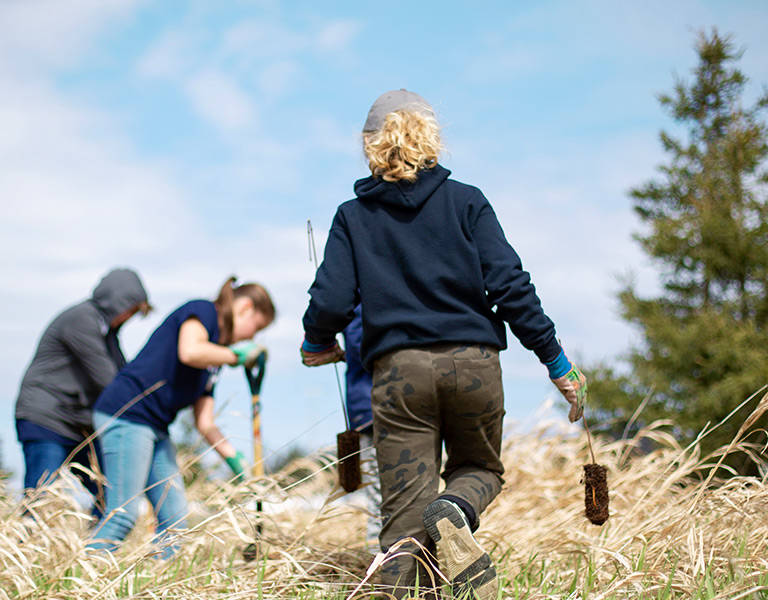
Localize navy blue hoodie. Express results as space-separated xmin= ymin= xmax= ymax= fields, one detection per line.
xmin=303 ymin=164 xmax=561 ymax=370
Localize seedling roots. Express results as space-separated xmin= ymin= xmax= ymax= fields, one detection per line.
xmin=584 ymin=463 xmax=609 ymax=525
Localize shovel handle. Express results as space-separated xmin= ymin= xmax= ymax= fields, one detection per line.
xmin=244 ymin=350 xmax=268 ymax=478
xmin=252 ymin=393 xmax=264 ymax=477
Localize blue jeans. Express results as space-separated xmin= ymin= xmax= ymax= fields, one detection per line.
xmin=89 ymin=411 xmax=188 ymax=554
xmin=22 ymin=438 xmax=104 ymax=519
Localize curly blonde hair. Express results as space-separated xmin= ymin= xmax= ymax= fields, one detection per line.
xmin=362 ymin=110 xmax=443 ymax=182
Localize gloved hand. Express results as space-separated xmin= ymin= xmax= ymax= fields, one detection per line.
xmin=230 ymin=342 xmax=263 ymax=367
xmin=300 ymin=338 xmax=345 ymax=366
xmin=552 ymin=365 xmax=588 ymax=422
xmin=225 ymin=450 xmax=247 ymax=483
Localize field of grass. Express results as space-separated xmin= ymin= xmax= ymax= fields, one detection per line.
xmin=2 ymin=392 xmax=767 ymax=599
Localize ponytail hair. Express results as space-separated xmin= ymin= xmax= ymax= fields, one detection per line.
xmin=214 ymin=276 xmax=276 ymax=345
xmin=214 ymin=276 xmax=237 ymax=346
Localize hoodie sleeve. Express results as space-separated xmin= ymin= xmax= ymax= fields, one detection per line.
xmin=62 ymin=309 xmax=119 ymax=393
xmin=471 ymin=194 xmax=562 ymax=364
xmin=303 ymin=209 xmax=359 ymax=345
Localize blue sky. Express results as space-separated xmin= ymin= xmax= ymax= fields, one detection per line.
xmin=2 ymin=0 xmax=767 ymax=489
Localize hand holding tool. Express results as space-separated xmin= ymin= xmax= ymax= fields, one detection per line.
xmin=306 ymin=219 xmax=361 ymax=493
xmin=552 ymin=363 xmax=588 ymax=422
xmin=300 ymin=340 xmax=346 ymax=366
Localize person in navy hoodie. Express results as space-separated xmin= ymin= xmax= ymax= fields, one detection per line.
xmin=89 ymin=277 xmax=275 ymax=555
xmin=300 ymin=90 xmax=588 ymax=599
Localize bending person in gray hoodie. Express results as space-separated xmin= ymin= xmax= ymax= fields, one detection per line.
xmin=15 ymin=268 xmax=151 ymax=513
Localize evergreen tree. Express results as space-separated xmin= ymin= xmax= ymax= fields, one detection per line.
xmin=589 ymin=30 xmax=768 ymax=472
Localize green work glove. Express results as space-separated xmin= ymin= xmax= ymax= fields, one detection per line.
xmin=225 ymin=450 xmax=247 ymax=483
xmin=230 ymin=342 xmax=263 ymax=367
xmin=551 ymin=364 xmax=588 ymax=422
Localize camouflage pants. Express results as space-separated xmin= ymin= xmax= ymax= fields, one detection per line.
xmin=371 ymin=344 xmax=505 ymax=597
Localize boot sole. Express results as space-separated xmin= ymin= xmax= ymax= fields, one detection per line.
xmin=423 ymin=500 xmax=498 ymax=600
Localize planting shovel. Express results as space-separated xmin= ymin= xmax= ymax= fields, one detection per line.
xmin=306 ymin=219 xmax=361 ymax=493
xmin=242 ymin=348 xmax=267 ymax=562
xmin=245 ymin=348 xmax=268 ymax=479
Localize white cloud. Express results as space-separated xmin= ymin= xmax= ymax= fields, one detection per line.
xmin=135 ymin=15 xmax=362 ymax=135
xmin=258 ymin=60 xmax=301 ymax=97
xmin=314 ymin=19 xmax=362 ymax=53
xmin=136 ymin=30 xmax=193 ymax=80
xmin=0 ymin=80 xmax=193 ymax=272
xmin=0 ymin=0 xmax=144 ymax=73
xmin=137 ymin=13 xmax=362 ymax=92
xmin=185 ymin=69 xmax=258 ymax=131
xmin=305 ymin=117 xmax=360 ymax=156
xmin=219 ymin=17 xmax=361 ymax=62
xmin=221 ymin=20 xmax=307 ymax=62
xmin=464 ymin=0 xmax=768 ymax=89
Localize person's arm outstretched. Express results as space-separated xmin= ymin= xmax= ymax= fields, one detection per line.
xmin=194 ymin=394 xmax=246 ymax=479
xmin=177 ymin=318 xmax=238 ymax=368
xmin=471 ymin=193 xmax=587 ymax=421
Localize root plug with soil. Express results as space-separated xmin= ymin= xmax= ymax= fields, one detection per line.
xmin=337 ymin=429 xmax=361 ymax=493
xmin=583 ymin=415 xmax=609 ymax=525
xmin=583 ymin=463 xmax=609 ymax=525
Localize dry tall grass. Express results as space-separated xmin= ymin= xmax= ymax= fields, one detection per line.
xmin=1 ymin=392 xmax=767 ymax=599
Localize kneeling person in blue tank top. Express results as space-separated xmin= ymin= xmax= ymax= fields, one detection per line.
xmin=88 ymin=277 xmax=275 ymax=555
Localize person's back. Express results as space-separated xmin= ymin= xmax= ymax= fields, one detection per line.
xmin=17 ymin=269 xmax=150 ymax=441
xmin=302 ymin=90 xmax=588 ymax=600
xmin=95 ymin=299 xmax=221 ymax=433
xmin=15 ymin=268 xmax=150 ymax=504
xmin=328 ymin=168 xmax=559 ymax=369
xmin=19 ymin=303 xmax=110 ymax=438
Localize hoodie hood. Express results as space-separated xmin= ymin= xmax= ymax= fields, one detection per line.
xmin=354 ymin=164 xmax=451 ymax=210
xmin=91 ymin=268 xmax=150 ymax=324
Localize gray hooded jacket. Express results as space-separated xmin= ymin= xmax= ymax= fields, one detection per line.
xmin=15 ymin=269 xmax=150 ymax=442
